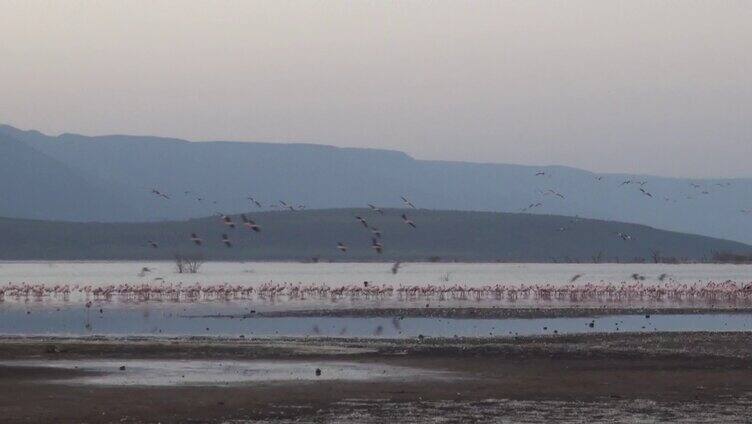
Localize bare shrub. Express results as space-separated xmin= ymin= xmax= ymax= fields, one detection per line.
xmin=175 ymin=254 xmax=204 ymax=274
xmin=651 ymin=250 xmax=662 ymax=264
xmin=591 ymin=251 xmax=604 ymax=264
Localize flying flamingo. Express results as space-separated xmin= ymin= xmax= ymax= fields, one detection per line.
xmin=150 ymin=189 xmax=170 ymax=199
xmin=220 ymin=214 xmax=235 ymax=228
xmin=401 ymin=196 xmax=416 ymax=209
xmin=355 ymin=216 xmax=369 ymax=228
xmin=241 ymin=214 xmax=261 ymax=232
xmin=190 ymin=233 xmax=203 ymax=246
xmin=371 ymin=238 xmax=383 ymax=254
xmin=367 ymin=204 xmax=384 ymax=214
xmin=401 ymin=213 xmax=416 ymax=228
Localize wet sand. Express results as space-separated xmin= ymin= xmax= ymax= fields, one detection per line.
xmin=1 ymin=332 xmax=752 ymax=423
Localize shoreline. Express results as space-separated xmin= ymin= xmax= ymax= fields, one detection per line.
xmin=2 ymin=332 xmax=752 ymax=422
xmin=2 ymin=330 xmax=752 ymax=359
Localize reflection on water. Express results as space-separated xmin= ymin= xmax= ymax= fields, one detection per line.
xmin=1 ymin=302 xmax=750 ymax=338
xmin=2 ymin=262 xmax=752 ymax=339
xmin=0 ymin=359 xmax=446 ymax=386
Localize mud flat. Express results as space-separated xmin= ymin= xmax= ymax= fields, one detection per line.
xmin=1 ymin=332 xmax=752 ymax=423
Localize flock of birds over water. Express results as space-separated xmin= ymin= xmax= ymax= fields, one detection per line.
xmin=148 ymin=189 xmax=421 ymax=255
xmin=3 ymin=162 xmax=752 ymax=355
xmin=143 ymin=169 xmax=749 ymax=255
xmin=3 ymin=169 xmax=752 ymax=310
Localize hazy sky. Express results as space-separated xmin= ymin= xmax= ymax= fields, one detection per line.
xmin=1 ymin=1 xmax=750 ymax=178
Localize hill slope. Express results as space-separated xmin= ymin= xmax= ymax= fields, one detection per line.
xmin=0 ymin=209 xmax=748 ymax=262
xmin=0 ymin=134 xmax=143 ymax=222
xmin=2 ymin=124 xmax=752 ymax=243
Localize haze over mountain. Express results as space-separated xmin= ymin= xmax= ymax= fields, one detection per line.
xmin=0 ymin=209 xmax=748 ymax=262
xmin=2 ymin=124 xmax=752 ymax=243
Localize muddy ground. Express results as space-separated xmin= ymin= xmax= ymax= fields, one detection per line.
xmin=0 ymin=332 xmax=751 ymax=423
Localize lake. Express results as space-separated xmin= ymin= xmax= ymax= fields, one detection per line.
xmin=2 ymin=261 xmax=751 ymax=338
xmin=2 ymin=261 xmax=751 ymax=287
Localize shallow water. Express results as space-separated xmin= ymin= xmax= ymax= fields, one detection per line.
xmin=1 ymin=302 xmax=750 ymax=338
xmin=0 ymin=359 xmax=444 ymax=386
xmin=3 ymin=262 xmax=751 ymax=338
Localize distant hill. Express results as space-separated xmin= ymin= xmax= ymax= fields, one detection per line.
xmin=2 ymin=124 xmax=752 ymax=243
xmin=0 ymin=134 xmax=143 ymax=221
xmin=0 ymin=209 xmax=748 ymax=262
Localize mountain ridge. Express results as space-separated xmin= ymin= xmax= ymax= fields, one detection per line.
xmin=2 ymin=124 xmax=751 ymax=244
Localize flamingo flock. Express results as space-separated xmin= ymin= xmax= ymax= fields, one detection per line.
xmin=2 ymin=281 xmax=752 ymax=305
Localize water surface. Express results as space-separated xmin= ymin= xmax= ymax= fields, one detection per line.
xmin=2 ymin=261 xmax=750 ymax=287
xmin=0 ymin=359 xmax=446 ymax=386
xmin=1 ymin=303 xmax=750 ymax=338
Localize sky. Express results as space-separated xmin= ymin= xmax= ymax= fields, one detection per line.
xmin=1 ymin=1 xmax=750 ymax=178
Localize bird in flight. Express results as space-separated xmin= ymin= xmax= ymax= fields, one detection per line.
xmin=594 ymin=176 xmax=604 ymax=181
xmin=401 ymin=196 xmax=416 ymax=209
xmin=616 ymin=232 xmax=633 ymax=241
xmin=367 ymin=204 xmax=384 ymax=214
xmin=521 ymin=202 xmax=543 ymax=212
xmin=371 ymin=238 xmax=383 ymax=254
xmin=401 ymin=213 xmax=416 ymax=228
xmin=221 ymin=234 xmax=232 ymax=248
xmin=337 ymin=242 xmax=348 ymax=253
xmin=370 ymin=227 xmax=382 ymax=238
xmin=279 ymin=200 xmax=295 ymax=211
xmin=639 ymin=188 xmax=653 ymax=198
xmin=569 ymin=274 xmax=583 ymax=283
xmin=247 ymin=196 xmax=263 ymax=208
xmin=150 ymin=189 xmax=170 ymax=199
xmin=355 ymin=216 xmax=369 ymax=228
xmin=190 ymin=233 xmax=203 ymax=246
xmin=535 ymin=171 xmax=546 ymax=176
xmin=544 ymin=189 xmax=565 ymax=199
xmin=220 ymin=214 xmax=235 ymax=229
xmin=240 ymin=214 xmax=261 ymax=232
xmin=147 ymin=240 xmax=158 ymax=249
